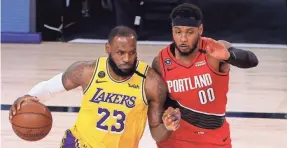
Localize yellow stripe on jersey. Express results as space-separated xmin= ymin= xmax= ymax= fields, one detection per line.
xmin=141 ymin=66 xmax=149 ymax=106
xmin=70 ymin=57 xmax=149 ymax=148
xmin=83 ymin=58 xmax=100 ymax=94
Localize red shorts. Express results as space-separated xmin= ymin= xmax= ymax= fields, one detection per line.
xmin=157 ymin=119 xmax=232 ymax=148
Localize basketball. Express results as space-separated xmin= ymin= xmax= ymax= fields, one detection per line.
xmin=10 ymin=100 xmax=53 ymax=141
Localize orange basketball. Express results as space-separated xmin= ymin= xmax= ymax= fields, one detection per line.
xmin=10 ymin=100 xmax=53 ymax=141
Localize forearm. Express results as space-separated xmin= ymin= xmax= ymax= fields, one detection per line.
xmin=225 ymin=47 xmax=259 ymax=68
xmin=150 ymin=123 xmax=172 ymax=142
xmin=28 ymin=73 xmax=67 ymax=100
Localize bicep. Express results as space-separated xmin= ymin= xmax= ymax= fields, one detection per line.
xmin=145 ymin=69 xmax=167 ymax=127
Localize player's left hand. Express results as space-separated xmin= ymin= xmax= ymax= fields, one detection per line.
xmin=204 ymin=38 xmax=230 ymax=60
xmin=162 ymin=107 xmax=181 ymax=131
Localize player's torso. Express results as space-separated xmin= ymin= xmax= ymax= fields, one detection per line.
xmin=159 ymin=39 xmax=230 ymax=132
xmin=160 ymin=44 xmax=229 ymax=114
xmin=71 ymin=57 xmax=149 ymax=148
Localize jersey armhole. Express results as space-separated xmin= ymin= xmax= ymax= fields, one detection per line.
xmin=141 ymin=65 xmax=150 ymax=106
xmin=83 ymin=58 xmax=100 ymax=94
xmin=204 ymin=54 xmax=229 ymax=76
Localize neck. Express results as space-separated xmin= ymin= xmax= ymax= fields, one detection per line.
xmin=107 ymin=63 xmax=131 ymax=81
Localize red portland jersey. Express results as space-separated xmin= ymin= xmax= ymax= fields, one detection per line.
xmin=157 ymin=37 xmax=232 ymax=146
xmin=159 ymin=38 xmax=229 ymax=115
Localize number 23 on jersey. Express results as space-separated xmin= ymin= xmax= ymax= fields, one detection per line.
xmin=96 ymin=107 xmax=126 ymax=133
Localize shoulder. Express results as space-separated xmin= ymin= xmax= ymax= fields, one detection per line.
xmin=64 ymin=60 xmax=98 ymax=84
xmin=145 ymin=67 xmax=160 ymax=80
xmin=152 ymin=56 xmax=162 ymax=75
xmin=68 ymin=60 xmax=97 ymax=74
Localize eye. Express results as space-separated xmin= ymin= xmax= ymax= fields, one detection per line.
xmin=129 ymin=51 xmax=136 ymax=55
xmin=175 ymin=31 xmax=181 ymax=34
xmin=117 ymin=51 xmax=124 ymax=55
xmin=187 ymin=31 xmax=194 ymax=35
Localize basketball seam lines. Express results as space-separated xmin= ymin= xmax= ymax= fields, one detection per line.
xmin=13 ymin=112 xmax=52 ymax=120
xmin=12 ymin=112 xmax=52 ymax=129
xmin=11 ymin=122 xmax=52 ymax=129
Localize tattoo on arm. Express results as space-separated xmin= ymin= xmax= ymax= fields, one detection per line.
xmin=62 ymin=61 xmax=95 ymax=91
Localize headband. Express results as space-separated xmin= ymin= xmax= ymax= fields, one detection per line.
xmin=172 ymin=17 xmax=201 ymax=27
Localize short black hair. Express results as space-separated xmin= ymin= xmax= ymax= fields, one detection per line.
xmin=108 ymin=26 xmax=137 ymax=43
xmin=170 ymin=3 xmax=203 ymax=22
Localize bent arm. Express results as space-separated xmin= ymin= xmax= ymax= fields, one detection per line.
xmin=28 ymin=61 xmax=94 ymax=100
xmin=145 ymin=68 xmax=171 ymax=142
xmin=218 ymin=40 xmax=259 ymax=68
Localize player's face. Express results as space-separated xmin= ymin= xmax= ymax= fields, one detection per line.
xmin=106 ymin=36 xmax=138 ymax=76
xmin=172 ymin=25 xmax=203 ymax=56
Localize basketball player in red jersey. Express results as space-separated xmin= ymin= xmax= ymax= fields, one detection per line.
xmin=152 ymin=3 xmax=259 ymax=148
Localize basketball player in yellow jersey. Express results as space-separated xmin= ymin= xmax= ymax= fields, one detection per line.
xmin=9 ymin=26 xmax=181 ymax=148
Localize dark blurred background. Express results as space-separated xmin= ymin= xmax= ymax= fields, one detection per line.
xmin=36 ymin=0 xmax=287 ymax=44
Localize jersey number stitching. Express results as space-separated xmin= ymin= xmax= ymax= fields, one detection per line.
xmin=96 ymin=108 xmax=126 ymax=133
xmin=198 ymin=88 xmax=216 ymax=104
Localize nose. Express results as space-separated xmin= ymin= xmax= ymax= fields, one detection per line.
xmin=180 ymin=33 xmax=188 ymax=42
xmin=122 ymin=53 xmax=130 ymax=63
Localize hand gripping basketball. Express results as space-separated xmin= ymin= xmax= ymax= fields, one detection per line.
xmin=162 ymin=107 xmax=181 ymax=131
xmin=9 ymin=95 xmax=39 ymax=121
xmin=9 ymin=95 xmax=53 ymax=141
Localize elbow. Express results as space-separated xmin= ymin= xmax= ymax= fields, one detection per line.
xmin=249 ymin=52 xmax=259 ymax=67
xmin=251 ymin=59 xmax=259 ymax=67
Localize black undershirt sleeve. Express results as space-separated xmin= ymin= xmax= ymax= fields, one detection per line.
xmin=225 ymin=47 xmax=259 ymax=68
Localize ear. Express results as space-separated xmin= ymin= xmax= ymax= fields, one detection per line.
xmin=198 ymin=24 xmax=203 ymax=35
xmin=105 ymin=42 xmax=111 ymax=54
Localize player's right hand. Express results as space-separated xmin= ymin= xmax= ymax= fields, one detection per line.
xmin=9 ymin=95 xmax=39 ymax=122
xmin=162 ymin=107 xmax=181 ymax=131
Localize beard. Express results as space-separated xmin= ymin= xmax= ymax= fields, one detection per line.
xmin=174 ymin=35 xmax=200 ymax=56
xmin=108 ymin=54 xmax=137 ymax=77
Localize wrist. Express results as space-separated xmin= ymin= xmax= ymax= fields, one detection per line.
xmin=163 ymin=122 xmax=173 ymax=131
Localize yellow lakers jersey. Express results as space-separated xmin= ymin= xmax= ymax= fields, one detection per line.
xmin=70 ymin=57 xmax=149 ymax=148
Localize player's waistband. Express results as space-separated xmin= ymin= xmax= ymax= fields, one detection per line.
xmin=165 ymin=97 xmax=225 ymax=129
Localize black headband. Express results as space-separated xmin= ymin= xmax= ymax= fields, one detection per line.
xmin=172 ymin=17 xmax=201 ymax=27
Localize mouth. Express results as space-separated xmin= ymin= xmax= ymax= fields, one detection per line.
xmin=179 ymin=44 xmax=189 ymax=49
xmin=120 ymin=65 xmax=132 ymax=69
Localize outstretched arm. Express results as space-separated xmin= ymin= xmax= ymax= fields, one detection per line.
xmin=10 ymin=60 xmax=96 ymax=121
xmin=145 ymin=68 xmax=180 ymax=142
xmin=28 ymin=60 xmax=95 ymax=99
xmin=218 ymin=40 xmax=259 ymax=68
